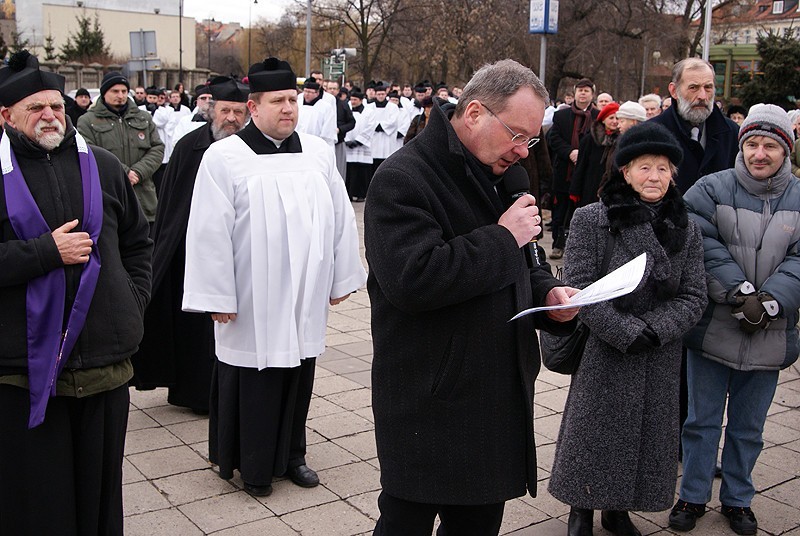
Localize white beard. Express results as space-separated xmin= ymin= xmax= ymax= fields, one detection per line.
xmin=34 ymin=119 xmax=66 ymax=151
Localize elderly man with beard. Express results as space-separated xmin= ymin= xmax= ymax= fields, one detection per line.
xmin=651 ymin=58 xmax=739 ymax=194
xmin=0 ymin=51 xmax=152 ymax=535
xmin=131 ymin=77 xmax=250 ymax=414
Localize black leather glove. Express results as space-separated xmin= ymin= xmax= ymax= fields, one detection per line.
xmin=731 ymin=292 xmax=778 ymax=333
xmin=627 ymin=326 xmax=659 ymax=354
xmin=375 ymin=124 xmax=384 ymax=133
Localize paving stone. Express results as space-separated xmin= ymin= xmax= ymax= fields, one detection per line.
xmin=781 ymin=378 xmax=800 ymax=392
xmin=314 ymin=366 xmax=335 ymax=379
xmin=773 ymin=385 xmax=800 ymax=409
xmin=534 ymin=378 xmax=561 ymax=393
xmin=327 ymin=311 xmax=371 ymax=332
xmin=335 ymin=340 xmax=374 ymax=357
xmin=536 ymin=442 xmax=558 ymax=474
xmin=280 ymin=500 xmax=374 ymax=536
xmin=535 ymin=388 xmax=569 ymax=413
xmin=252 ymin=478 xmax=339 ymax=515
xmin=326 ymin=388 xmax=372 ymax=411
xmin=348 ymin=330 xmax=373 ymax=341
xmin=129 ymin=387 xmax=169 ymax=409
xmin=212 ymin=517 xmax=299 ymax=535
xmin=333 ymin=431 xmax=378 ymax=461
xmin=751 ymin=459 xmax=795 ymax=491
xmin=166 ymin=418 xmax=209 ymax=445
xmin=534 ymin=413 xmax=564 ymax=442
xmin=178 ymin=492 xmax=273 ymax=533
xmin=128 ymin=445 xmax=210 ymax=479
xmin=751 ymin=493 xmax=800 ymax=535
xmin=325 ymin=333 xmax=365 ymax=346
xmin=785 ymin=438 xmax=800 ymax=453
xmin=152 ymin=468 xmax=237 ymax=506
xmin=768 ymin=407 xmax=800 ymax=432
xmin=306 ymin=440 xmax=360 ymax=471
xmin=319 ymin=356 xmax=372 ymax=375
xmin=123 ymin=458 xmax=147 ymax=485
xmin=318 ymin=461 xmax=382 ymax=499
xmin=123 ymin=507 xmax=202 ymax=536
xmin=313 ymin=375 xmax=363 ymax=396
xmin=308 ymin=411 xmax=373 ymax=439
xmin=499 ymin=497 xmax=549 ymax=534
xmin=759 ymin=445 xmax=800 ymax=474
xmin=144 ymin=404 xmax=206 ymax=426
xmin=536 ymin=370 xmax=573 ymax=388
xmin=307 ymin=429 xmax=327 ymax=445
xmin=354 ymin=407 xmax=375 ymax=423
xmin=190 ymin=440 xmax=210 ymax=460
xmin=345 ymin=490 xmax=380 ymax=521
xmin=520 ymin=481 xmax=570 ymax=519
xmin=763 ymin=419 xmax=800 ymax=445
xmin=505 ymin=518 xmax=565 ymax=536
xmin=307 ymin=396 xmax=347 ymax=419
xmin=127 ymin=409 xmax=159 ymax=431
xmin=534 ymin=403 xmax=557 ymax=418
xmin=344 ymin=370 xmax=372 ymax=388
xmin=319 ymin=347 xmax=352 ymax=362
xmin=123 ymin=481 xmax=171 ymax=516
xmin=125 ymin=426 xmax=182 ymax=455
xmin=761 ymin=476 xmax=800 ymax=508
xmin=338 ymin=307 xmax=372 ymax=324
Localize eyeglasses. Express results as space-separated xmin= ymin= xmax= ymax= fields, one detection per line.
xmin=481 ymin=102 xmax=540 ymax=148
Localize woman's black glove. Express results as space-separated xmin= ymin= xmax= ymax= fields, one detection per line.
xmin=627 ymin=326 xmax=659 ymax=353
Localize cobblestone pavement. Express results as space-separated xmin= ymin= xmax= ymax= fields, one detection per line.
xmin=124 ymin=203 xmax=800 ymax=535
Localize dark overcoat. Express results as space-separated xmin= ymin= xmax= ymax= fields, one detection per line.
xmin=569 ymin=122 xmax=616 ymax=207
xmin=547 ymin=106 xmax=599 ymax=193
xmin=365 ymin=102 xmax=574 ymax=505
xmin=547 ymin=176 xmax=708 ymax=511
xmin=130 ymin=124 xmax=215 ymax=409
xmin=650 ymin=103 xmax=738 ymax=193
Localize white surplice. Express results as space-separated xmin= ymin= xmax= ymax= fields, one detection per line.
xmin=182 ymin=132 xmax=367 ymax=370
xmin=296 ymin=98 xmax=337 ymax=145
xmin=369 ymin=100 xmax=401 ymax=159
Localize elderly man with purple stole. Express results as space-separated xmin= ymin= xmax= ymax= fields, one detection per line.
xmin=0 ymin=51 xmax=152 ymax=535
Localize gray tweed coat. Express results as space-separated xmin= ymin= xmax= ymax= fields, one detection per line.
xmin=547 ymin=177 xmax=707 ymax=512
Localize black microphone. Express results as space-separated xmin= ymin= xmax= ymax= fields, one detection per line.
xmin=502 ymin=165 xmax=542 ymax=267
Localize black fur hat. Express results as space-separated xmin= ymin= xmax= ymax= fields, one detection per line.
xmin=614 ymin=121 xmax=683 ymax=169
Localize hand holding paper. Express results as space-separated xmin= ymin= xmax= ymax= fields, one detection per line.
xmin=510 ymin=253 xmax=647 ymax=321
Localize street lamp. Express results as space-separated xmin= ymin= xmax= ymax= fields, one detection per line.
xmin=207 ymin=19 xmax=215 ymax=71
xmin=178 ymin=0 xmax=183 ymax=84
xmin=248 ymin=0 xmax=258 ymax=68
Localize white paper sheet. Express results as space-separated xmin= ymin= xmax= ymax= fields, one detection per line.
xmin=509 ymin=252 xmax=647 ymax=321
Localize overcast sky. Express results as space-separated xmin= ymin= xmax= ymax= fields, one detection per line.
xmin=182 ymin=0 xmax=294 ymax=26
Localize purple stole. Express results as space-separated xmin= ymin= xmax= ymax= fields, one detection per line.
xmin=0 ymin=132 xmax=103 ymax=428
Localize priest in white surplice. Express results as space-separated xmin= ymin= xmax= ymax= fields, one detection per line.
xmin=182 ymin=57 xmax=367 ymax=498
xmin=369 ymin=84 xmax=401 ymax=175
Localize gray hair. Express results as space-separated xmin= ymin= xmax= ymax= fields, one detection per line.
xmin=672 ymin=58 xmax=714 ymax=85
xmin=638 ymin=93 xmax=662 ymax=108
xmin=454 ymin=59 xmax=549 ymax=118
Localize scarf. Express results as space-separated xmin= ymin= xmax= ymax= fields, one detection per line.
xmin=1 ymin=132 xmax=103 ymax=428
xmin=567 ymin=103 xmax=593 ymax=183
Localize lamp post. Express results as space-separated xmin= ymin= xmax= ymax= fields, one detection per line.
xmin=207 ymin=20 xmax=215 ymax=71
xmin=248 ymin=0 xmax=258 ymax=68
xmin=305 ymin=0 xmax=311 ymax=77
xmin=178 ymin=0 xmax=183 ymax=84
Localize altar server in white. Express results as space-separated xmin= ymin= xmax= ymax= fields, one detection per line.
xmin=345 ymin=88 xmax=376 ymax=201
xmin=182 ymin=57 xmax=367 ymax=498
xmin=369 ymin=84 xmax=401 ymax=174
xmin=296 ymin=79 xmax=337 ymax=146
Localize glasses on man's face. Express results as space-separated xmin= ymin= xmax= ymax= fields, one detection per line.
xmin=481 ymin=102 xmax=540 ymax=148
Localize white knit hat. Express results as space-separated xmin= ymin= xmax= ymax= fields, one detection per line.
xmin=616 ymin=101 xmax=647 ymax=122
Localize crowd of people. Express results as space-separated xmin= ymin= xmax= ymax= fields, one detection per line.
xmin=0 ymin=48 xmax=798 ymax=536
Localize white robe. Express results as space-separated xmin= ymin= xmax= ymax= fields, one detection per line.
xmin=172 ymin=110 xmax=206 ymax=146
xmin=392 ymin=104 xmax=412 ymax=154
xmin=297 ymin=98 xmax=337 ymax=145
xmin=345 ymin=105 xmax=376 ymax=164
xmin=153 ymin=105 xmax=193 ymax=162
xmin=182 ymin=132 xmax=367 ymax=370
xmin=369 ymin=101 xmax=401 ymax=160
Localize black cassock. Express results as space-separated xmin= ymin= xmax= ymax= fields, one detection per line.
xmin=130 ymin=123 xmax=215 ymax=412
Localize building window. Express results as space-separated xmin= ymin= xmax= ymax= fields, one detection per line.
xmin=773 ymin=0 xmax=784 ymax=14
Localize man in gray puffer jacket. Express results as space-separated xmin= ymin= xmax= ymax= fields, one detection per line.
xmin=673 ymin=104 xmax=800 ymax=536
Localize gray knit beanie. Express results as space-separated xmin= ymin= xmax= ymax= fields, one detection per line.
xmin=738 ymin=103 xmax=795 ymax=156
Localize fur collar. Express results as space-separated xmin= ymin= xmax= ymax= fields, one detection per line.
xmin=600 ymin=170 xmax=688 ymax=255
xmin=590 ymin=120 xmax=617 ymax=147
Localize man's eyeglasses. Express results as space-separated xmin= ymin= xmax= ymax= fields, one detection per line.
xmin=481 ymin=102 xmax=540 ymax=148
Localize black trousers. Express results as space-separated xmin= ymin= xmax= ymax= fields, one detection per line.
xmin=551 ymin=191 xmax=570 ymax=248
xmin=373 ymin=491 xmax=505 ymax=536
xmin=210 ymin=358 xmax=316 ymax=486
xmin=0 ymin=383 xmax=129 ymax=535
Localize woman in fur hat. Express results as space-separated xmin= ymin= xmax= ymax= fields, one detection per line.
xmin=547 ymin=122 xmax=708 ymax=536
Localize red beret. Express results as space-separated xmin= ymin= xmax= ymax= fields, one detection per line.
xmin=597 ymin=101 xmax=620 ymax=123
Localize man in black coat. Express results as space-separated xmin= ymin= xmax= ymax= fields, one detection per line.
xmin=131 ymin=77 xmax=249 ymax=413
xmin=546 ymin=78 xmax=599 ymax=259
xmin=365 ymin=59 xmax=580 ymax=535
xmin=650 ymin=57 xmax=739 ymax=194
xmin=0 ymin=51 xmax=152 ymax=535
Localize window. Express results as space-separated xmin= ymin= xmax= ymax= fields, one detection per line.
xmin=773 ymin=0 xmax=784 ymax=14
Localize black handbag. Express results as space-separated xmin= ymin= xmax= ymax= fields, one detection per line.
xmin=540 ymin=230 xmax=615 ymax=375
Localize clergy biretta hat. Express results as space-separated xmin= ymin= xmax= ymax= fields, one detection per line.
xmin=247 ymin=58 xmax=296 ymax=93
xmin=208 ymin=75 xmax=249 ymax=103
xmin=0 ymin=50 xmax=65 ymax=107
xmin=194 ymin=83 xmax=211 ymax=97
xmin=303 ymin=79 xmax=320 ymax=91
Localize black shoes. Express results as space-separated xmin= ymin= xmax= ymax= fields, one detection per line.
xmin=243 ymin=482 xmax=273 ymax=497
xmin=600 ymin=510 xmax=641 ymax=536
xmin=567 ymin=507 xmax=593 ymax=536
xmin=721 ymin=505 xmax=758 ymax=535
xmin=668 ymin=500 xmax=706 ymax=531
xmin=286 ymin=464 xmax=319 ymax=488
